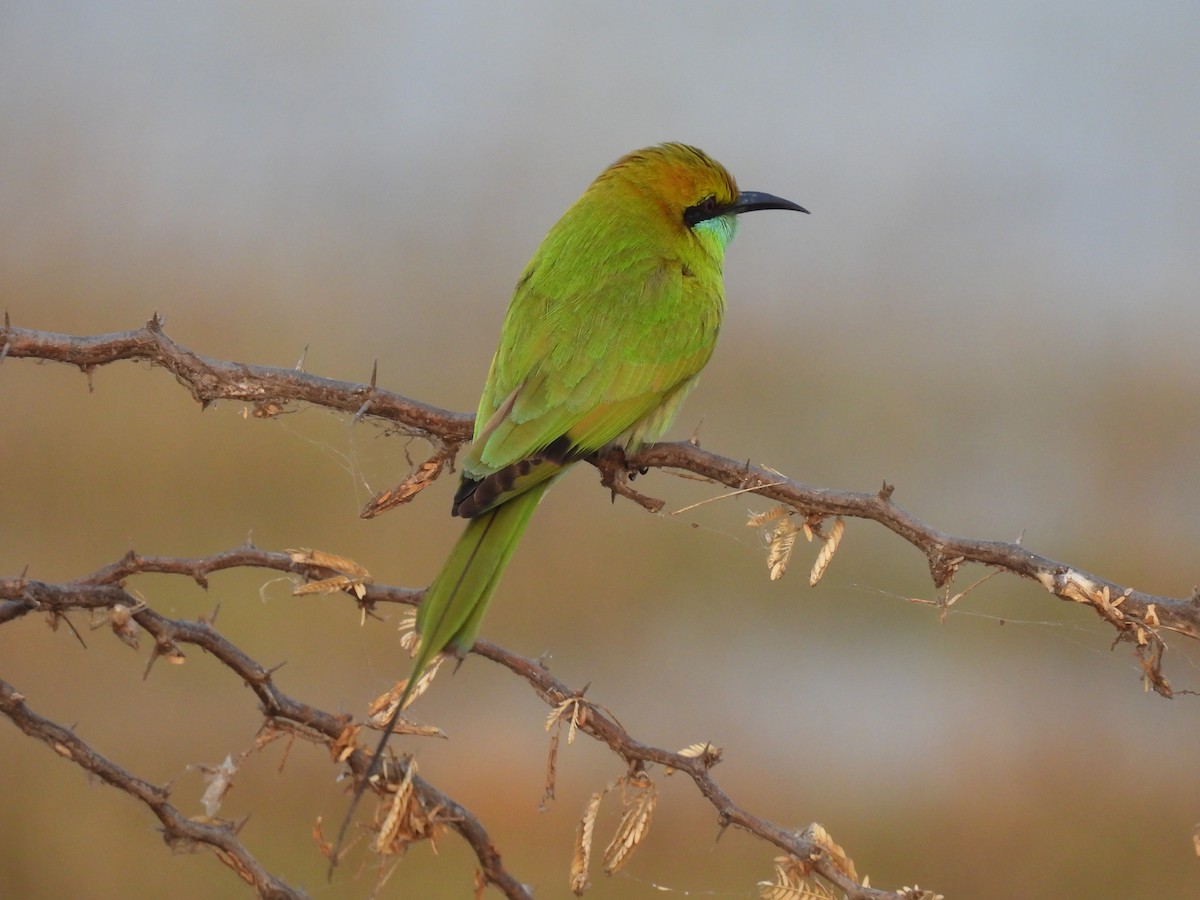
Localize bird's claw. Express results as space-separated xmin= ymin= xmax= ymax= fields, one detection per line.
xmin=595 ymin=448 xmax=665 ymax=513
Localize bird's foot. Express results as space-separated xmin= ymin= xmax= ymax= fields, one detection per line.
xmin=595 ymin=447 xmax=665 ymax=513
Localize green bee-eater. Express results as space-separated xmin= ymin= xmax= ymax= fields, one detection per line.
xmin=338 ymin=143 xmax=805 ymax=855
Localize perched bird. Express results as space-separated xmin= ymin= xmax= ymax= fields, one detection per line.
xmin=335 ymin=143 xmax=806 ymax=862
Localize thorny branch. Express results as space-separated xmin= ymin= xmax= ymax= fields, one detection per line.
xmin=625 ymin=447 xmax=1192 ymax=697
xmin=0 ymin=554 xmax=530 ymax=900
xmin=4 ymin=319 xmax=1195 ymax=690
xmin=0 ymin=314 xmax=474 ymax=448
xmin=0 ymin=551 xmax=895 ymax=899
xmin=0 ymin=678 xmax=305 ymax=900
xmin=4 ymin=318 xmax=1199 ymax=896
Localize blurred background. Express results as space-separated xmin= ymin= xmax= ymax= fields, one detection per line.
xmin=2 ymin=3 xmax=1199 ymax=898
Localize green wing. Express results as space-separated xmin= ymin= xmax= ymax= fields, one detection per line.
xmin=458 ymin=248 xmax=723 ymax=515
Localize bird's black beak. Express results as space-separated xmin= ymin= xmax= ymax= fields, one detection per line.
xmin=733 ymin=191 xmax=809 ymax=215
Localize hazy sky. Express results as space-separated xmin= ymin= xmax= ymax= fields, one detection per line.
xmin=3 ymin=2 xmax=1198 ymax=339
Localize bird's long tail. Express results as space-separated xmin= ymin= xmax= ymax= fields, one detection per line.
xmin=413 ymin=478 xmax=550 ymax=685
xmin=329 ymin=481 xmax=550 ymax=870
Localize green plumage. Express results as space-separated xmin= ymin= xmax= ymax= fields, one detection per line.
xmin=391 ymin=142 xmax=803 ymax=731
xmin=333 ymin=143 xmax=805 ymax=864
xmin=397 ymin=144 xmax=809 ymax=709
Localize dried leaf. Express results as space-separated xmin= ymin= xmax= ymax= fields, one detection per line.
xmin=805 ymin=822 xmax=857 ymax=881
xmin=602 ymin=776 xmax=657 ymax=875
xmin=747 ymin=505 xmax=790 ymax=529
xmin=808 ymin=517 xmax=844 ymax=587
xmin=768 ymin=520 xmax=801 ymax=581
xmin=545 ymin=698 xmax=575 ymax=734
xmin=749 ymin=509 xmax=844 ymax=582
xmin=665 ymin=741 xmax=722 ymax=775
xmin=331 ymin=722 xmax=360 ymax=763
xmin=398 ymin=611 xmax=419 ymax=651
xmin=361 ymin=456 xmax=448 ymax=519
xmin=288 ymin=548 xmax=373 ymax=598
xmin=547 ymin=697 xmax=587 ymax=743
xmin=1096 ymin=585 xmax=1126 ymax=621
xmin=568 ymin=705 xmax=583 ymax=748
xmin=544 ymin=698 xmax=590 ymax=807
xmin=758 ymin=854 xmax=829 ymax=900
xmin=360 ymin=756 xmax=448 ymax=860
xmin=287 ymin=547 xmax=372 ymax=580
xmin=200 ymin=754 xmax=239 ymax=817
xmin=369 ymin=656 xmax=446 ymax=719
xmin=91 ymin=601 xmax=146 ymax=649
xmin=112 ymin=603 xmax=141 ymax=647
xmin=372 ymin=758 xmax=418 ymax=854
xmin=571 ymin=790 xmax=604 ymax=895
xmin=293 ymin=574 xmax=371 ymax=599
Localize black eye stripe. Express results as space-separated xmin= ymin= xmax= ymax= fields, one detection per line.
xmin=683 ymin=194 xmax=722 ymax=227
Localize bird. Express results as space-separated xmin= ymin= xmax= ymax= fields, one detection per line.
xmin=333 ymin=143 xmax=806 ymax=863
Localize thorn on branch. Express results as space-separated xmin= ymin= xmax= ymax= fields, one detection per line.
xmin=738 ymin=458 xmax=754 ymax=487
xmin=145 ymin=638 xmax=186 ymax=679
xmin=47 ymin=609 xmax=88 ymax=648
xmin=878 ymin=480 xmax=895 ymax=502
xmin=353 ymin=374 xmax=385 ymax=423
xmin=0 ymin=676 xmax=305 ymax=898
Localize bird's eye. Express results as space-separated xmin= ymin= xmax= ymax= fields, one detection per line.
xmin=684 ymin=195 xmax=720 ymax=227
